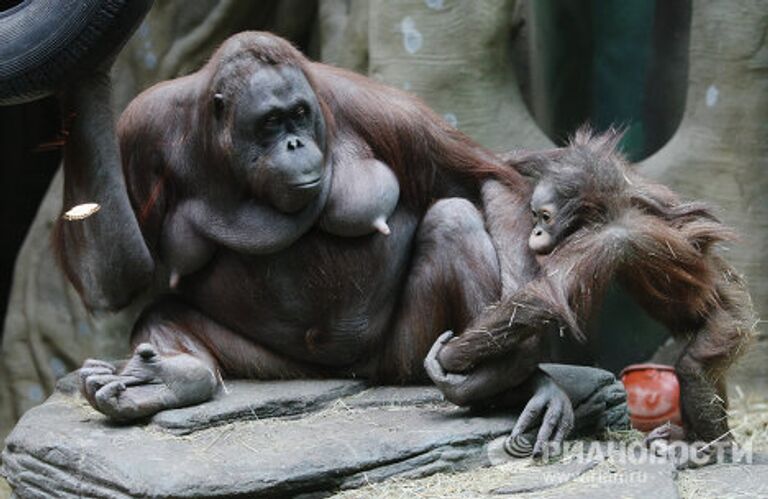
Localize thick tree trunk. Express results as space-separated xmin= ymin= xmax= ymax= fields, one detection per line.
xmin=367 ymin=0 xmax=550 ymax=151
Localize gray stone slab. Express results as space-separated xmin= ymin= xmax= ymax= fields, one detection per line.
xmin=2 ymin=390 xmax=510 ymax=498
xmin=492 ymin=443 xmax=680 ymax=499
xmin=522 ymin=460 xmax=679 ymax=499
xmin=342 ymin=385 xmax=445 ymax=409
xmin=491 ymin=459 xmax=602 ymax=495
xmin=2 ymin=365 xmax=628 ymax=498
xmin=153 ymin=379 xmax=368 ymax=434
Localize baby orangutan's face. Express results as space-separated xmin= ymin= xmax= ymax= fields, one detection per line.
xmin=529 ymin=181 xmax=569 ymax=255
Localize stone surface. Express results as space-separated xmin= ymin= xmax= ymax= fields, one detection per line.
xmin=2 ymin=383 xmax=503 ymax=498
xmin=2 ymin=366 xmax=628 ymax=498
xmin=333 ymin=440 xmax=684 ymax=499
xmin=153 ymin=379 xmax=368 ymax=435
xmin=677 ymin=463 xmax=768 ymax=499
xmin=508 ymin=457 xmax=680 ymax=499
xmin=490 ymin=458 xmax=602 ymax=495
xmin=486 ymin=442 xmax=680 ymax=499
xmin=495 ymin=460 xmax=680 ymax=499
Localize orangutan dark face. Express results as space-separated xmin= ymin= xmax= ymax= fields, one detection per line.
xmin=221 ymin=64 xmax=327 ymax=213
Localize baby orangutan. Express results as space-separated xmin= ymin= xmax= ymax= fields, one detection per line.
xmin=523 ymin=129 xmax=755 ymax=446
xmin=434 ymin=129 xmax=755 ymax=454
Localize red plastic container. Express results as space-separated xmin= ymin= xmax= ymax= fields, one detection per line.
xmin=620 ymin=363 xmax=683 ymax=432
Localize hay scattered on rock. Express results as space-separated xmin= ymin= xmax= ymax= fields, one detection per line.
xmin=333 ymin=389 xmax=768 ymax=498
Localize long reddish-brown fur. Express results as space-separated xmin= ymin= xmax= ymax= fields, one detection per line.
xmin=118 ymin=31 xmax=526 ymax=246
xmin=439 ymin=129 xmax=755 ymax=440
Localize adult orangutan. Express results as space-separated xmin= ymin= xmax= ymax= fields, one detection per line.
xmin=56 ymin=32 xmax=751 ymax=454
xmin=61 ymin=32 xmax=557 ymax=438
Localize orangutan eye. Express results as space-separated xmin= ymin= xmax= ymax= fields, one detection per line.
xmin=263 ymin=113 xmax=280 ymax=129
xmin=293 ymin=104 xmax=308 ymax=119
xmin=541 ymin=211 xmax=552 ymax=224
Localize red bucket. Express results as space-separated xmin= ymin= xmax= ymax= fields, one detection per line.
xmin=620 ymin=363 xmax=683 ymax=432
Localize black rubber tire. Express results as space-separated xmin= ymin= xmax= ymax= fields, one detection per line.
xmin=0 ymin=0 xmax=153 ymax=105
